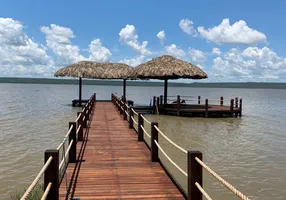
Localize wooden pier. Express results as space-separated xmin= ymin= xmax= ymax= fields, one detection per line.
xmin=59 ymin=101 xmax=184 ymax=199
xmin=133 ymin=95 xmax=243 ymax=118
xmin=21 ymin=93 xmax=251 ymax=200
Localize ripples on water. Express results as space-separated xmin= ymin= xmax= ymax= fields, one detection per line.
xmin=0 ymin=83 xmax=286 ymax=199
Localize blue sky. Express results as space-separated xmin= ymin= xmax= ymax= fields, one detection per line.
xmin=1 ymin=0 xmax=286 ymax=82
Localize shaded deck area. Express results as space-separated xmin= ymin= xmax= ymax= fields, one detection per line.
xmin=59 ymin=102 xmax=184 ymax=199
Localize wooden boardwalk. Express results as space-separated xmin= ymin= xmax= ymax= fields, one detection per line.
xmin=59 ymin=102 xmax=184 ymax=200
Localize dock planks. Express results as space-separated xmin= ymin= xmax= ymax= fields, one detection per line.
xmin=59 ymin=102 xmax=184 ymax=200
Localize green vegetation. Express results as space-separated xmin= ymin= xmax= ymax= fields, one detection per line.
xmin=10 ymin=184 xmax=43 ymax=200
xmin=1 ymin=77 xmax=286 ymax=89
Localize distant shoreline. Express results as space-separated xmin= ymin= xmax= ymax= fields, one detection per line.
xmin=1 ymin=77 xmax=286 ymax=89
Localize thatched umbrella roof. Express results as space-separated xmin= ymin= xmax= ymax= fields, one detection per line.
xmin=55 ymin=61 xmax=132 ymax=79
xmin=130 ymin=55 xmax=208 ymax=104
xmin=54 ymin=61 xmax=133 ymax=106
xmin=129 ymin=55 xmax=207 ymax=79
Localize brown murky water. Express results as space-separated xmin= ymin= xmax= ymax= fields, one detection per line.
xmin=0 ymin=83 xmax=286 ymax=199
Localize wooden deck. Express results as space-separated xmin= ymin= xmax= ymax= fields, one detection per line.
xmin=59 ymin=102 xmax=184 ymax=199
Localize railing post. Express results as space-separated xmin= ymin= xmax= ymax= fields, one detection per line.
xmin=86 ymin=104 xmax=90 ymax=121
xmin=177 ymin=95 xmax=181 ymax=116
xmin=151 ymin=122 xmax=159 ymax=162
xmin=117 ymin=100 xmax=121 ymax=111
xmin=82 ymin=108 xmax=87 ymax=128
xmin=160 ymin=95 xmax=163 ymax=106
xmin=129 ymin=107 xmax=134 ymax=129
xmin=220 ymin=96 xmax=223 ymax=106
xmin=69 ymin=122 xmax=77 ymax=163
xmin=187 ymin=151 xmax=202 ymax=200
xmin=152 ymin=96 xmax=156 ymax=114
xmin=138 ymin=113 xmax=144 ymax=141
xmin=156 ymin=96 xmax=160 ymax=112
xmin=94 ymin=93 xmax=96 ymax=102
xmin=120 ymin=101 xmax=124 ymax=115
xmin=77 ymin=112 xmax=83 ymax=141
xmin=235 ymin=97 xmax=238 ymax=117
xmin=123 ymin=102 xmax=127 ymax=120
xmin=239 ymin=99 xmax=242 ymax=117
xmin=198 ymin=96 xmax=201 ymax=104
xmin=230 ymin=99 xmax=234 ymax=117
xmin=205 ymin=99 xmax=208 ymax=118
xmin=44 ymin=149 xmax=59 ymax=200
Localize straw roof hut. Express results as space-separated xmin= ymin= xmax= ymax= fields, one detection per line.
xmin=55 ymin=61 xmax=132 ymax=105
xmin=130 ymin=55 xmax=207 ymax=103
xmin=55 ymin=61 xmax=131 ymax=79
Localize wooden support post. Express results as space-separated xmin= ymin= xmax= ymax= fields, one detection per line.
xmin=152 ymin=96 xmax=156 ymax=114
xmin=129 ymin=107 xmax=134 ymax=129
xmin=117 ymin=100 xmax=121 ymax=111
xmin=235 ymin=97 xmax=239 ymax=117
xmin=220 ymin=96 xmax=223 ymax=106
xmin=120 ymin=101 xmax=124 ymax=115
xmin=69 ymin=122 xmax=77 ymax=163
xmin=83 ymin=108 xmax=87 ymax=128
xmin=198 ymin=96 xmax=201 ymax=104
xmin=138 ymin=113 xmax=144 ymax=141
xmin=177 ymin=95 xmax=181 ymax=116
xmin=156 ymin=96 xmax=160 ymax=107
xmin=187 ymin=151 xmax=202 ymax=200
xmin=160 ymin=95 xmax=163 ymax=106
xmin=205 ymin=99 xmax=208 ymax=118
xmin=44 ymin=149 xmax=59 ymax=200
xmin=239 ymin=99 xmax=242 ymax=117
xmin=151 ymin=122 xmax=159 ymax=162
xmin=77 ymin=112 xmax=83 ymax=141
xmin=123 ymin=102 xmax=127 ymax=120
xmin=230 ymin=99 xmax=234 ymax=117
xmin=86 ymin=104 xmax=90 ymax=121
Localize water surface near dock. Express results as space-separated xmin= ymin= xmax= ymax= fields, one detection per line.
xmin=0 ymin=83 xmax=286 ymax=199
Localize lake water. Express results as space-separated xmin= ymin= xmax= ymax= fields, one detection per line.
xmin=0 ymin=83 xmax=286 ymax=199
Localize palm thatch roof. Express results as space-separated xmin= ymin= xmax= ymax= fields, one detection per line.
xmin=54 ymin=61 xmax=132 ymax=79
xmin=129 ymin=55 xmax=208 ymax=80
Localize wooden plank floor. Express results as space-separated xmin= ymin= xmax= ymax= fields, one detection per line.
xmin=59 ymin=102 xmax=184 ymax=200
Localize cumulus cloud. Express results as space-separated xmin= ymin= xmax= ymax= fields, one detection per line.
xmin=119 ymin=55 xmax=146 ymax=67
xmin=179 ymin=19 xmax=197 ymax=36
xmin=211 ymin=47 xmax=286 ymax=81
xmin=157 ymin=30 xmax=166 ymax=45
xmin=40 ymin=24 xmax=85 ymax=65
xmin=88 ymin=39 xmax=112 ymax=62
xmin=188 ymin=48 xmax=206 ymax=63
xmin=119 ymin=24 xmax=151 ymax=56
xmin=212 ymin=47 xmax=221 ymax=56
xmin=0 ymin=18 xmax=54 ymax=77
xmin=197 ymin=19 xmax=267 ymax=45
xmin=164 ymin=44 xmax=185 ymax=59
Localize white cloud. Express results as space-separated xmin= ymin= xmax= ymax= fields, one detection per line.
xmin=179 ymin=19 xmax=198 ymax=36
xmin=210 ymin=47 xmax=286 ymax=81
xmin=88 ymin=39 xmax=112 ymax=62
xmin=0 ymin=18 xmax=54 ymax=77
xmin=164 ymin=44 xmax=185 ymax=59
xmin=197 ymin=19 xmax=267 ymax=45
xmin=212 ymin=47 xmax=221 ymax=56
xmin=119 ymin=24 xmax=151 ymax=56
xmin=188 ymin=48 xmax=206 ymax=63
xmin=157 ymin=30 xmax=166 ymax=45
xmin=41 ymin=24 xmax=85 ymax=65
xmin=119 ymin=55 xmax=146 ymax=67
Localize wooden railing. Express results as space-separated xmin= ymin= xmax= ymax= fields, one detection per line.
xmin=151 ymin=95 xmax=243 ymax=117
xmin=112 ymin=93 xmax=251 ymax=200
xmin=20 ymin=94 xmax=96 ymax=200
